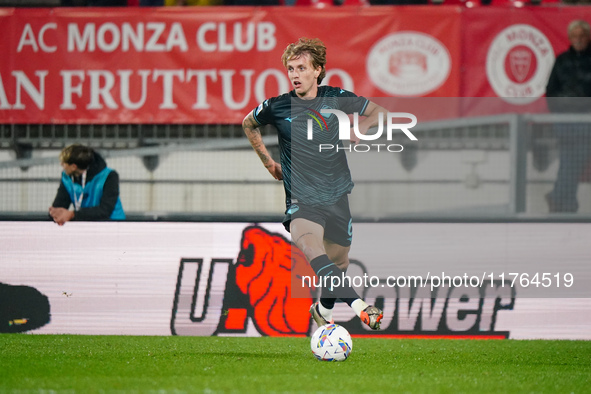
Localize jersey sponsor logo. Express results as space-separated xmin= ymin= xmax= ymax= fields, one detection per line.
xmin=170 ymin=225 xmax=514 ymax=338
xmin=306 ymin=108 xmax=329 ymax=132
xmin=320 ymin=105 xmax=334 ymax=119
xmin=288 ymin=108 xmax=329 ymax=131
xmin=255 ymin=103 xmax=263 ymax=116
xmin=486 ymin=24 xmax=555 ymax=105
xmin=254 ymin=99 xmax=268 ymax=117
xmin=366 ymin=32 xmax=451 ymax=96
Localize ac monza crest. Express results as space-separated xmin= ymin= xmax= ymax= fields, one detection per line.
xmin=366 ymin=32 xmax=451 ymax=96
xmin=486 ymin=24 xmax=554 ymax=105
xmin=507 ymin=46 xmax=536 ymax=83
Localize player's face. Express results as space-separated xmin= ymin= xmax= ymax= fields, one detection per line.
xmin=569 ymin=26 xmax=590 ymax=52
xmin=286 ymin=53 xmax=321 ymax=99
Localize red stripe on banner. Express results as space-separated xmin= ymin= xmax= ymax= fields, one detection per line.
xmin=0 ymin=6 xmax=461 ymax=124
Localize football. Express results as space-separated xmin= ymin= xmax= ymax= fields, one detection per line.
xmin=310 ymin=323 xmax=353 ymax=361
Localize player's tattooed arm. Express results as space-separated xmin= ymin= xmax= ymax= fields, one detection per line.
xmin=242 ymin=111 xmax=283 ymax=180
xmin=358 ymin=102 xmax=389 ymax=134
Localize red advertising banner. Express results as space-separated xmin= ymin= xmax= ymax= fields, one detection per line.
xmin=1 ymin=6 xmax=590 ymax=124
xmin=2 ymin=221 xmax=591 ymax=339
xmin=0 ymin=6 xmax=461 ymax=124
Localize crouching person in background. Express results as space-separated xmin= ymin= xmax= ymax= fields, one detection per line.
xmin=49 ymin=144 xmax=125 ymax=225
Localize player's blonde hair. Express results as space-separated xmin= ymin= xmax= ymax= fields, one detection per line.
xmin=281 ymin=38 xmax=327 ymax=84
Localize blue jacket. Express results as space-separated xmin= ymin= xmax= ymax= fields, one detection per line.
xmin=61 ymin=168 xmax=125 ymax=220
xmin=52 ymin=152 xmax=125 ymax=221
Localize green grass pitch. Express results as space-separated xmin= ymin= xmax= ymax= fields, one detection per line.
xmin=1 ymin=335 xmax=590 ymax=393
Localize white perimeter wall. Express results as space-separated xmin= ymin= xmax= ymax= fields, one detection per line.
xmin=1 ymin=221 xmax=590 ymax=339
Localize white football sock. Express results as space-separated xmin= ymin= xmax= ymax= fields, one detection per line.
xmin=318 ymin=302 xmax=333 ymax=322
xmin=351 ymin=299 xmax=369 ymax=317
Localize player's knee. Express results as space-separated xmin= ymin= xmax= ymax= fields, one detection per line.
xmin=333 ymin=256 xmax=349 ymax=272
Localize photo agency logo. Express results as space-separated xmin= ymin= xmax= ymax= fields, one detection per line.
xmin=306 ymin=109 xmax=418 ymax=153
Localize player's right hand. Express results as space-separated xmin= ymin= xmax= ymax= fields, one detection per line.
xmin=349 ymin=127 xmax=360 ymax=145
xmin=265 ymin=160 xmax=283 ymax=180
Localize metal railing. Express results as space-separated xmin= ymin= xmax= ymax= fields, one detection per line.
xmin=1 ymin=113 xmax=590 ymax=220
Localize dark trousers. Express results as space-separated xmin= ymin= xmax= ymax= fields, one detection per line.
xmin=548 ymin=124 xmax=591 ymax=212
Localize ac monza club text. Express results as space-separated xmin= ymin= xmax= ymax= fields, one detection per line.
xmin=16 ymin=22 xmax=277 ymax=54
xmin=2 ymin=21 xmax=356 ymax=113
